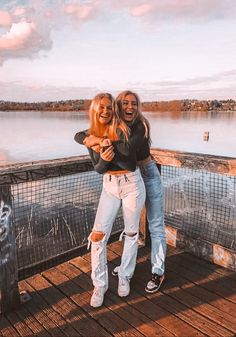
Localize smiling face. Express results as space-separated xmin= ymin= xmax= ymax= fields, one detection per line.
xmin=121 ymin=94 xmax=138 ymax=123
xmin=97 ymin=97 xmax=113 ymax=125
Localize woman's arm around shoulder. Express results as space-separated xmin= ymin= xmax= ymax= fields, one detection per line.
xmin=113 ymin=121 xmax=146 ymax=156
xmin=74 ymin=130 xmax=88 ymax=144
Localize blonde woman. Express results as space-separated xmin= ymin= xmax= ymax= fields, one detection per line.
xmin=74 ymin=93 xmax=145 ymax=307
xmin=112 ymin=91 xmax=166 ymax=294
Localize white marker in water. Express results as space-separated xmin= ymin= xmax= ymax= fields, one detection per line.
xmin=204 ymin=131 xmax=209 ymax=141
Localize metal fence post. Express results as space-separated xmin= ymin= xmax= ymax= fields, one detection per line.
xmin=0 ymin=184 xmax=20 ymax=313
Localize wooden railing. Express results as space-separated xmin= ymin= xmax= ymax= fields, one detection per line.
xmin=0 ymin=149 xmax=235 ymax=313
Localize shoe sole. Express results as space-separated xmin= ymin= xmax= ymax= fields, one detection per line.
xmin=118 ymin=292 xmax=130 ymax=297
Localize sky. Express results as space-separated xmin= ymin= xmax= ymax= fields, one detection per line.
xmin=0 ymin=0 xmax=236 ymax=102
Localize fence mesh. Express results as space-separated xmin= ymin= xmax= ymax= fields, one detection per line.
xmin=162 ymin=166 xmax=236 ymax=250
xmin=11 ymin=170 xmax=123 ymax=279
xmin=2 ymin=158 xmax=235 ymax=281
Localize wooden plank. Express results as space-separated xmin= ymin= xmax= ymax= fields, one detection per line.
xmin=0 ymin=155 xmax=90 ymax=174
xmin=167 ymin=252 xmax=236 ymax=303
xmin=26 ymin=274 xmax=97 ymax=337
xmin=167 ymin=254 xmax=236 ymax=317
xmin=19 ymin=279 xmax=71 ymax=337
xmin=0 ymin=185 xmax=20 ymax=313
xmin=0 ymin=156 xmax=93 ymax=185
xmin=166 ymin=260 xmax=236 ymax=318
xmin=58 ymin=261 xmax=173 ymax=337
xmin=1 ymin=148 xmax=235 ymax=185
xmin=107 ymin=242 xmax=231 ymax=337
xmin=43 ymin=265 xmax=143 ymax=337
xmin=160 ymin=273 xmax=236 ymax=335
xmin=151 ymin=148 xmax=236 ymax=176
xmin=131 ymin=246 xmax=235 ymax=336
xmin=164 ymin=257 xmax=236 ymax=332
xmin=11 ymin=305 xmax=51 ymax=337
xmin=149 ymin=246 xmax=236 ymax=323
xmin=4 ymin=312 xmax=33 ymax=337
xmin=0 ymin=316 xmax=21 ymax=337
xmin=175 ymin=248 xmax=236 ymax=281
xmin=78 ymin=245 xmax=205 ymax=337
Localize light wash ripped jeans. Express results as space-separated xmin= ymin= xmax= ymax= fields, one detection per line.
xmin=139 ymin=160 xmax=166 ymax=276
xmin=88 ymin=167 xmax=145 ymax=289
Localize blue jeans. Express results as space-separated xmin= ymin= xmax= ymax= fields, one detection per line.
xmin=139 ymin=160 xmax=166 ymax=276
xmin=89 ymin=168 xmax=146 ymax=288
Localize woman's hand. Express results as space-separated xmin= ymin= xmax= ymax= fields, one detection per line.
xmin=100 ymin=145 xmax=114 ymax=162
xmin=83 ymin=135 xmax=102 ymax=147
xmin=100 ymin=138 xmax=112 ymax=147
xmin=91 ymin=145 xmax=101 ymax=153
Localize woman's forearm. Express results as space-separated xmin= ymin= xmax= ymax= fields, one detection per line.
xmin=84 ymin=135 xmax=104 ymax=147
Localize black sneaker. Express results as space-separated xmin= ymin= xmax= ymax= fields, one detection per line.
xmin=145 ymin=274 xmax=165 ymax=293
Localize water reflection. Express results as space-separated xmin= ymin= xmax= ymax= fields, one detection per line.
xmin=0 ymin=110 xmax=89 ymax=120
xmin=0 ymin=110 xmax=235 ymax=165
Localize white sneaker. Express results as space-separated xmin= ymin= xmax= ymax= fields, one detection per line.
xmin=90 ymin=287 xmax=107 ymax=308
xmin=112 ymin=266 xmax=119 ymax=276
xmin=118 ymin=277 xmax=130 ymax=297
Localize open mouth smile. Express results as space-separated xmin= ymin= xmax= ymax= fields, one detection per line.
xmin=100 ymin=114 xmax=110 ymax=119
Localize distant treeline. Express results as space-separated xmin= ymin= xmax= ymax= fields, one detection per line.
xmin=142 ymin=99 xmax=236 ymax=112
xmin=0 ymin=99 xmax=91 ymax=111
xmin=0 ymin=98 xmax=236 ymax=112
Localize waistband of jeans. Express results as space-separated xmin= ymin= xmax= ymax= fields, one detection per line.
xmin=106 ymin=169 xmax=131 ymax=175
xmin=137 ymin=155 xmax=152 ymax=166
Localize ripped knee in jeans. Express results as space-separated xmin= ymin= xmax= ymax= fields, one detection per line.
xmin=90 ymin=230 xmax=105 ymax=242
xmin=119 ymin=230 xmax=139 ymax=242
xmin=125 ymin=232 xmax=137 ymax=237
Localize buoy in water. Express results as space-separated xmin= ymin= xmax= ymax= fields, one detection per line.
xmin=204 ymin=131 xmax=209 ymax=141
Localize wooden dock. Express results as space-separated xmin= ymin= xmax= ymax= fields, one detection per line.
xmin=1 ymin=242 xmax=236 ymax=337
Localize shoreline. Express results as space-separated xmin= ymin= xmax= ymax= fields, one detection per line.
xmin=1 ymin=99 xmax=236 ymax=112
xmin=0 ymin=99 xmax=236 ymax=113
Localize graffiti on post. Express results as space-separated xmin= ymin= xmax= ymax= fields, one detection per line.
xmin=0 ymin=200 xmax=11 ymax=242
xmin=0 ymin=200 xmax=12 ymax=265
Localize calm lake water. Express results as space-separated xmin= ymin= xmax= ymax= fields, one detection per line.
xmin=0 ymin=110 xmax=235 ymax=165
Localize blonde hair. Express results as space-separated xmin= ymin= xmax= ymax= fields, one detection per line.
xmin=115 ymin=90 xmax=150 ymax=139
xmin=88 ymin=93 xmax=129 ymax=141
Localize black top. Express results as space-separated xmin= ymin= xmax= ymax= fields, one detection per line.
xmin=136 ymin=136 xmax=150 ymax=161
xmin=74 ymin=119 xmax=149 ymax=174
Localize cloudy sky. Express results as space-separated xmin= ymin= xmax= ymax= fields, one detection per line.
xmin=1 ymin=0 xmax=236 ymax=102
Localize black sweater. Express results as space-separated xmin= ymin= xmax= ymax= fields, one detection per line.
xmin=74 ymin=120 xmax=149 ymax=174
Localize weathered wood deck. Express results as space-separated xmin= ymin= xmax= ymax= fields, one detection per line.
xmin=1 ymin=242 xmax=236 ymax=337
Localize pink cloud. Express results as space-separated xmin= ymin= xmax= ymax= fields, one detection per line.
xmin=0 ymin=20 xmax=52 ymax=64
xmin=131 ymin=4 xmax=153 ymax=17
xmin=12 ymin=7 xmax=26 ymax=17
xmin=64 ymin=2 xmax=101 ymax=21
xmin=0 ymin=21 xmax=36 ymax=51
xmin=125 ymin=0 xmax=236 ymax=22
xmin=0 ymin=10 xmax=12 ymax=27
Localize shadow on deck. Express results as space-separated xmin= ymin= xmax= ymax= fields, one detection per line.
xmin=1 ymin=242 xmax=236 ymax=337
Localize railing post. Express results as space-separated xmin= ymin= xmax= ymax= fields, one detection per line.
xmin=0 ymin=184 xmax=20 ymax=313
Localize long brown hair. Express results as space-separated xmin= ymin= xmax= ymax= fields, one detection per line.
xmin=115 ymin=90 xmax=150 ymax=139
xmin=88 ymin=93 xmax=129 ymax=141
